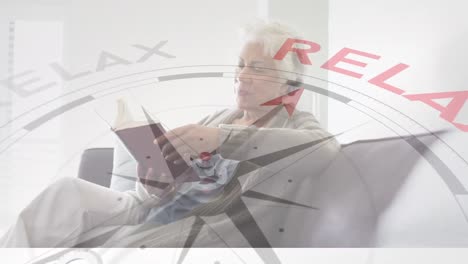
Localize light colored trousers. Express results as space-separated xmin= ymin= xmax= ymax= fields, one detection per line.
xmin=0 ymin=177 xmax=158 ymax=247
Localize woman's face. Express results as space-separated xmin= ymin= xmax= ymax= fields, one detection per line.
xmin=234 ymin=42 xmax=288 ymax=111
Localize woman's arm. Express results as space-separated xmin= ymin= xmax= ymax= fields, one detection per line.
xmin=217 ymin=111 xmax=341 ymax=161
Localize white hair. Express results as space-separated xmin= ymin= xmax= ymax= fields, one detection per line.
xmin=238 ymin=20 xmax=305 ymax=87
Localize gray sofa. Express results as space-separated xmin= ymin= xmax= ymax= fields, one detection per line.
xmin=76 ymin=133 xmax=439 ymax=247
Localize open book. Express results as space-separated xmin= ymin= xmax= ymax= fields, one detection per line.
xmin=112 ymin=99 xmax=198 ymax=183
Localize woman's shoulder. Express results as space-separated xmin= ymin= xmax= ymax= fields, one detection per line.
xmin=288 ymin=109 xmax=322 ymax=129
xmin=290 ymin=109 xmax=318 ymax=121
xmin=197 ymin=108 xmax=240 ymax=126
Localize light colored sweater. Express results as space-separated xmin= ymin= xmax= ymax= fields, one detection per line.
xmin=111 ymin=107 xmax=340 ymax=191
xmin=201 ymin=107 xmax=340 ymax=160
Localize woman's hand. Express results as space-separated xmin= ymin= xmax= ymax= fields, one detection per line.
xmin=137 ymin=163 xmax=173 ymax=197
xmin=155 ymin=124 xmax=221 ymax=164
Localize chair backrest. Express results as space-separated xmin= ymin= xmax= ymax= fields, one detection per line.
xmin=302 ymin=134 xmax=437 ymax=246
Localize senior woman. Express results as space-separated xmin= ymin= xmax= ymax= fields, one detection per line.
xmin=1 ymin=20 xmax=340 ymax=248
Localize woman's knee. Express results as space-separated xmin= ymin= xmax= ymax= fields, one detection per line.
xmin=46 ymin=177 xmax=83 ymax=196
xmin=18 ymin=178 xmax=80 ymax=223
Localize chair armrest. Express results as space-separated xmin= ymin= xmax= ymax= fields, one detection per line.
xmin=78 ymin=148 xmax=114 ymax=188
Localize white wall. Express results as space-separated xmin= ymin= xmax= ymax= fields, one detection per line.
xmin=0 ymin=0 xmax=68 ymax=233
xmin=327 ymin=0 xmax=468 ymax=137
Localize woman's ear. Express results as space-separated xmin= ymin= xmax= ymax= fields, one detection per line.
xmin=286 ymin=79 xmax=302 ymax=88
xmin=286 ymin=79 xmax=303 ymax=93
